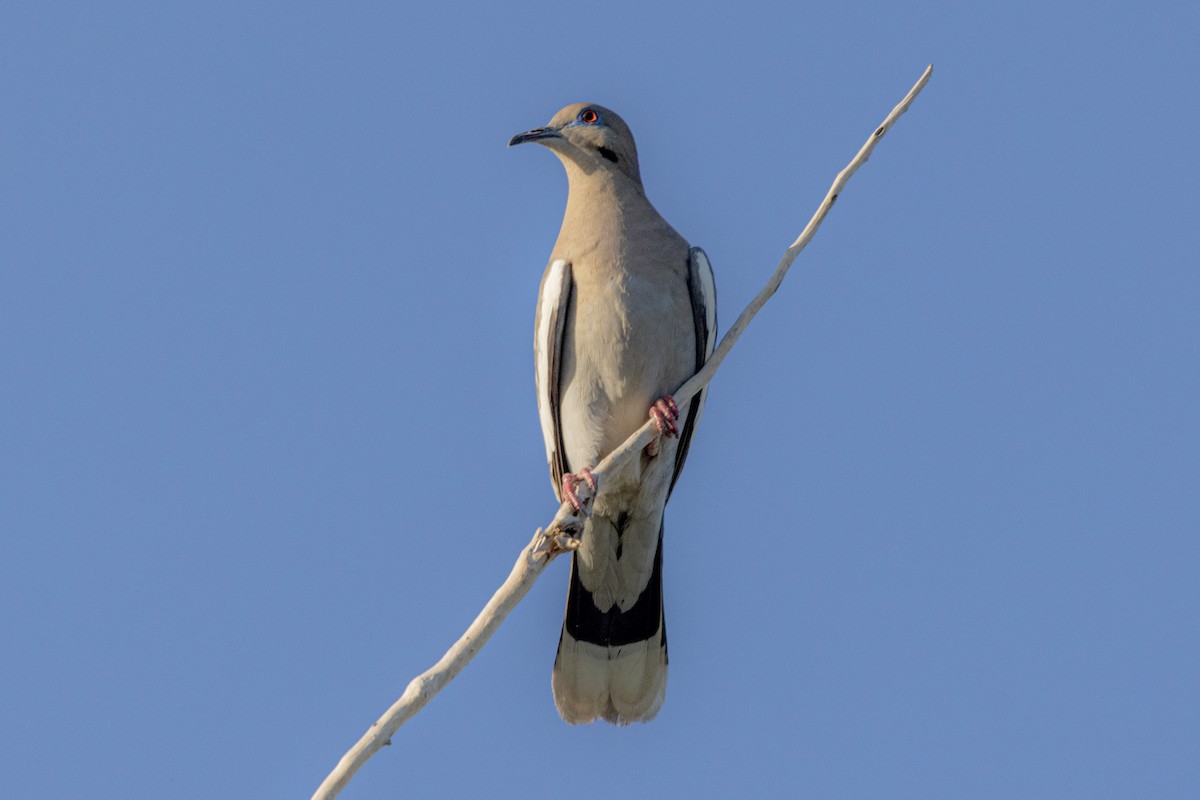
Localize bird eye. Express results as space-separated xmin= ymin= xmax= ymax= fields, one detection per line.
xmin=579 ymin=108 xmax=600 ymax=125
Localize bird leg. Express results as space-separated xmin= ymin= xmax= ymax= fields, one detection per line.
xmin=646 ymin=395 xmax=679 ymax=456
xmin=561 ymin=468 xmax=598 ymax=516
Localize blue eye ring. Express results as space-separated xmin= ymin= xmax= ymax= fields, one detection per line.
xmin=578 ymin=108 xmax=601 ymax=125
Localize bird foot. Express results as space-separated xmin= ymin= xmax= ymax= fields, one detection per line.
xmin=646 ymin=395 xmax=679 ymax=456
xmin=561 ymin=468 xmax=598 ymax=516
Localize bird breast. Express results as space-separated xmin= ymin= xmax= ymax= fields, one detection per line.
xmin=558 ymin=250 xmax=695 ymax=469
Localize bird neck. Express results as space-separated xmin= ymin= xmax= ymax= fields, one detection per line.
xmin=552 ymin=163 xmax=671 ymax=270
xmin=561 ymin=161 xmax=646 ymax=220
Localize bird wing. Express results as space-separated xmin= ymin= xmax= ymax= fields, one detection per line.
xmin=670 ymin=246 xmax=717 ymax=492
xmin=534 ymin=259 xmax=573 ymax=502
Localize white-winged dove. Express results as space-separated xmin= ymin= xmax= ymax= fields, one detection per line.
xmin=511 ymin=104 xmax=717 ymax=724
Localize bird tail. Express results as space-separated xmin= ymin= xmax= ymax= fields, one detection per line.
xmin=552 ymin=525 xmax=667 ymax=725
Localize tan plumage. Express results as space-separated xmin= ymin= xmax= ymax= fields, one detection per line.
xmin=513 ymin=104 xmax=716 ymax=724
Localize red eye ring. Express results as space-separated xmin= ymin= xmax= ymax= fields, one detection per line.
xmin=580 ymin=108 xmax=599 ymax=125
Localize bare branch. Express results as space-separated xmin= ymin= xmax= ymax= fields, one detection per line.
xmin=311 ymin=63 xmax=933 ymax=800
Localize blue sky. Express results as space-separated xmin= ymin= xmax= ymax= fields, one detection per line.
xmin=2 ymin=2 xmax=1197 ymax=798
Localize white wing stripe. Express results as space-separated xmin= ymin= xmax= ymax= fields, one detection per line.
xmin=687 ymin=248 xmax=717 ymax=434
xmin=535 ymin=259 xmax=569 ymax=466
xmin=692 ymin=249 xmax=717 ymax=357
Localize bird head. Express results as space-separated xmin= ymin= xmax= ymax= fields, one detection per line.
xmin=509 ymin=103 xmax=642 ymax=184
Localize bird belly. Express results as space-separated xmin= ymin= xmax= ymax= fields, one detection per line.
xmin=557 ymin=270 xmax=694 ymax=610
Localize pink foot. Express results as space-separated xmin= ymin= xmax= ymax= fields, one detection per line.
xmin=646 ymin=395 xmax=679 ymax=457
xmin=561 ymin=468 xmax=597 ymax=515
xmin=649 ymin=395 xmax=680 ymax=437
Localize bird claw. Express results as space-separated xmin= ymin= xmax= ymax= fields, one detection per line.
xmin=646 ymin=395 xmax=679 ymax=456
xmin=561 ymin=468 xmax=597 ymax=516
xmin=649 ymin=395 xmax=679 ymax=437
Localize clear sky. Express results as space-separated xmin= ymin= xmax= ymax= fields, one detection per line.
xmin=2 ymin=2 xmax=1197 ymax=798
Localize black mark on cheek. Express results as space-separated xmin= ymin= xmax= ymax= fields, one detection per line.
xmin=598 ymin=147 xmax=619 ymax=164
